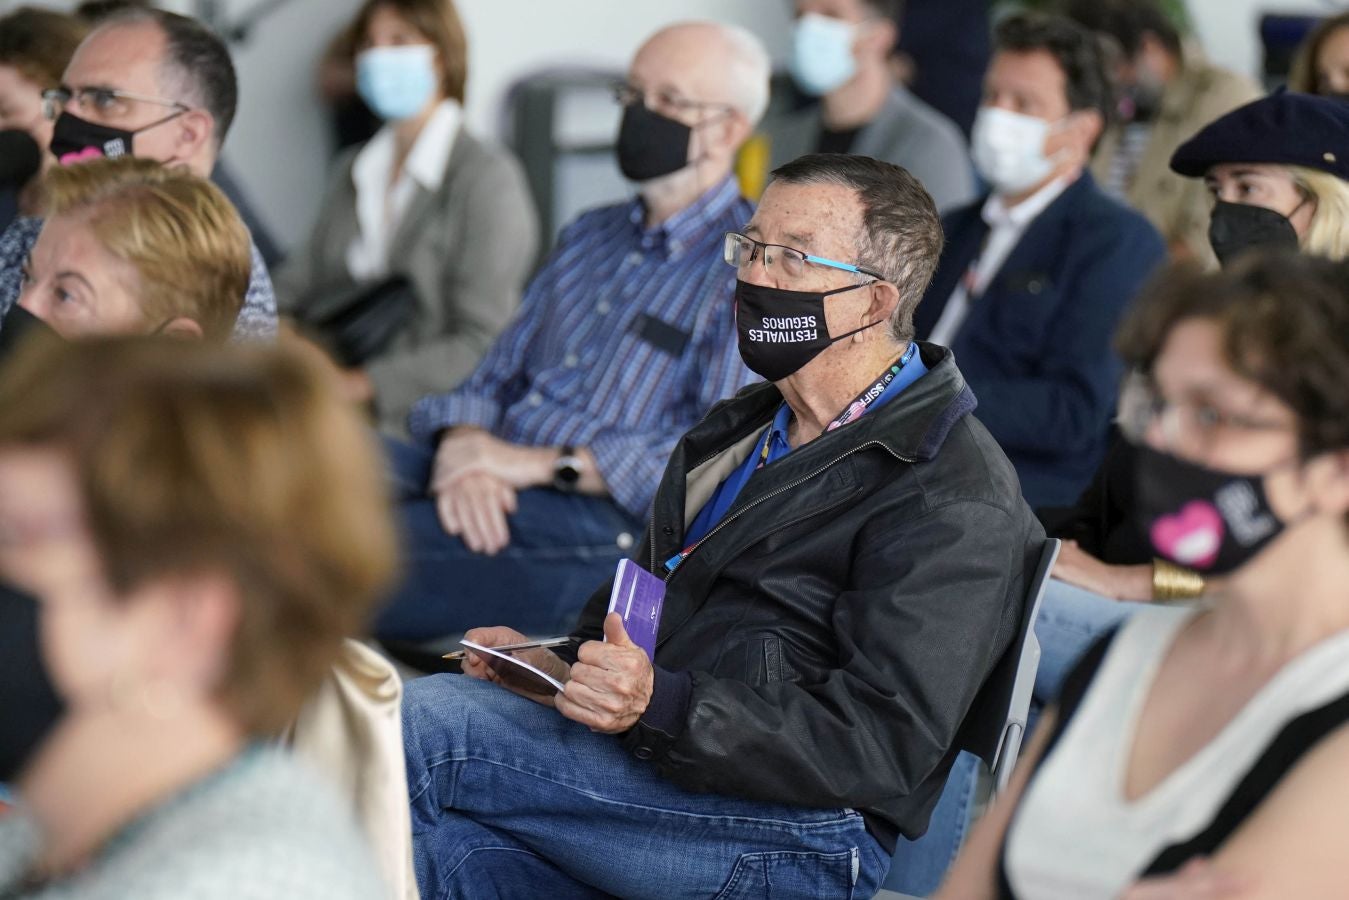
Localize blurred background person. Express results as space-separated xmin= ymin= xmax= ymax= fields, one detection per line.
xmin=274 ymin=0 xmax=538 ymax=437
xmin=0 ymin=7 xmax=87 ymax=230
xmin=939 ymin=251 xmax=1349 ymax=899
xmin=1066 ymin=0 xmax=1259 ymax=266
xmin=772 ymin=0 xmax=975 ymax=212
xmin=915 ymin=13 xmax=1166 ymax=510
xmin=0 ymin=335 xmax=398 ymax=898
xmin=1288 ymin=11 xmax=1349 ymax=99
xmin=1034 ymin=89 xmax=1349 ymax=708
xmin=0 ymin=6 xmax=277 ymax=342
xmin=18 ymin=157 xmax=249 ymax=342
xmin=375 ymin=21 xmax=766 ymax=646
xmin=891 ymin=0 xmax=991 ymax=139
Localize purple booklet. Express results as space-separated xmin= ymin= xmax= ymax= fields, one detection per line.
xmin=606 ymin=559 xmax=666 ymax=660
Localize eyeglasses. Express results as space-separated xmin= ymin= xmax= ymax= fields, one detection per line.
xmin=42 ymin=86 xmax=189 ymax=122
xmin=723 ymin=232 xmax=885 ymax=282
xmin=1116 ymin=372 xmax=1295 ymax=449
xmin=612 ymin=82 xmax=733 ymax=117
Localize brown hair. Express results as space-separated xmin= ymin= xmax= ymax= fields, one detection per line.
xmin=1289 ymin=12 xmax=1349 ymax=95
xmin=1116 ymin=252 xmax=1349 ymax=462
xmin=0 ymin=6 xmax=88 ymax=91
xmin=352 ymin=0 xmax=468 ymax=104
xmin=42 ymin=157 xmax=250 ymax=342
xmin=0 ymin=336 xmax=399 ymax=734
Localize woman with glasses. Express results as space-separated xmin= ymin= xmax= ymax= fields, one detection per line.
xmin=1033 ymin=89 xmax=1349 ymax=707
xmin=274 ymin=0 xmax=538 ymax=437
xmin=936 ymin=251 xmax=1349 ymax=898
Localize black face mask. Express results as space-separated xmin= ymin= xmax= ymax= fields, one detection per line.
xmin=0 ymin=579 xmax=65 ymax=781
xmin=1132 ymin=443 xmax=1303 ymax=576
xmin=615 ymin=102 xmax=692 ymax=182
xmin=735 ymin=279 xmax=878 ymax=381
xmin=1208 ymin=199 xmax=1302 ymax=267
xmin=49 ymin=110 xmax=137 ymax=164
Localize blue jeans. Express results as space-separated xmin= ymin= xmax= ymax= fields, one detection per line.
xmin=881 ymin=750 xmax=979 ymax=896
xmin=375 ymin=440 xmax=642 ymax=642
xmin=403 ymin=675 xmax=890 ymax=900
xmin=1032 ymin=578 xmax=1146 ymax=708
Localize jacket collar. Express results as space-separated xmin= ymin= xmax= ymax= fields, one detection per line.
xmin=678 ymin=342 xmax=977 ymax=475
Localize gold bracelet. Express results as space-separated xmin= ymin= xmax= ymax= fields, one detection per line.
xmin=1152 ymin=558 xmax=1206 ymax=602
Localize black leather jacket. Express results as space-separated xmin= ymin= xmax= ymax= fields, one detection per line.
xmin=564 ymin=344 xmax=1044 ymax=841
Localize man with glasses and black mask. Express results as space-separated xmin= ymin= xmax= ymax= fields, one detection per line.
xmin=0 ymin=7 xmax=276 ymax=342
xmin=399 ymin=152 xmax=1043 ymax=897
xmin=374 ymin=22 xmax=768 ymax=645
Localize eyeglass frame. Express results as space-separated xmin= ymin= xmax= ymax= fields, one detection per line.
xmin=723 ymin=232 xmax=886 ymax=281
xmin=611 ymin=81 xmax=735 ymax=118
xmin=1116 ymin=370 xmax=1296 ymax=449
xmin=41 ymin=86 xmax=190 ymax=123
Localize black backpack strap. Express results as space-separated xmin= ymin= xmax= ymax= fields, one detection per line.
xmin=1141 ymin=691 xmax=1349 ymax=876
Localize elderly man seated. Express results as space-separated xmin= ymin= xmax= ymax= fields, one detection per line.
xmin=401 ymin=154 xmax=1044 ymax=898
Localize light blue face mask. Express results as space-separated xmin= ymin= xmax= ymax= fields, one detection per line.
xmin=789 ymin=13 xmax=858 ymax=97
xmin=356 ymin=45 xmax=438 ymax=122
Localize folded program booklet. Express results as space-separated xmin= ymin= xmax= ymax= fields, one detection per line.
xmin=455 ymin=560 xmax=667 ymax=694
xmin=606 ymin=559 xmax=666 ymax=660
xmin=458 ymin=639 xmax=567 ymax=695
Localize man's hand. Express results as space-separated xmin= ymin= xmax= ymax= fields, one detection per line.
xmin=1053 ymin=540 xmax=1154 ymax=602
xmin=556 ymin=613 xmax=653 ymax=734
xmin=434 ymin=471 xmax=516 ymax=555
xmin=432 ymin=427 xmax=552 ymax=492
xmin=460 ymin=625 xmax=570 ymax=707
xmin=1119 ymin=859 xmax=1253 ymax=899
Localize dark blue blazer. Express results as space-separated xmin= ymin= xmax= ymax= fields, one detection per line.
xmin=914 ymin=172 xmax=1166 ymax=508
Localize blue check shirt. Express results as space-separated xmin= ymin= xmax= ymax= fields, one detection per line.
xmin=409 ymin=177 xmax=757 ymax=519
xmin=0 ymin=216 xmax=277 ymax=342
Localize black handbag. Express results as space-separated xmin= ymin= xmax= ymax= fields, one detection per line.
xmin=295 ymin=273 xmax=418 ymax=368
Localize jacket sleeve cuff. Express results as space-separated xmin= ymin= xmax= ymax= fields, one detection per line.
xmin=621 ymin=665 xmax=691 ymax=762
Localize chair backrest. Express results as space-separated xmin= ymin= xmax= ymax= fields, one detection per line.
xmin=956 ymin=538 xmax=1061 ymax=793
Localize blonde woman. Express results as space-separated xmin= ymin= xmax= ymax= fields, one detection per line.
xmin=1169 ymin=89 xmax=1349 ymax=265
xmin=0 ymin=335 xmax=398 ymax=898
xmin=18 ymin=156 xmax=250 ymax=340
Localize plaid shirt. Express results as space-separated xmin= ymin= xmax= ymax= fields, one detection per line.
xmin=0 ymin=216 xmax=277 ymax=342
xmin=410 ymin=177 xmax=756 ymax=519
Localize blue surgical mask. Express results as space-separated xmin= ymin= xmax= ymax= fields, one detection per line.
xmin=790 ymin=13 xmax=857 ymax=97
xmin=356 ymin=45 xmax=438 ymax=122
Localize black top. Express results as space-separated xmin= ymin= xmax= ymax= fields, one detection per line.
xmin=816 ymin=124 xmax=863 ymax=155
xmin=997 ymin=630 xmax=1349 ymax=897
xmin=1039 ymin=427 xmax=1153 ymax=566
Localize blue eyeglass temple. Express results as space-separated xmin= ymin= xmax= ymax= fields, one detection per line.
xmin=729 ymin=234 xmax=881 ymax=279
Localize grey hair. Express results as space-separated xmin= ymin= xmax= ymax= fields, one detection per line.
xmin=769 ymin=154 xmax=944 ymax=343
xmin=713 ymin=22 xmax=771 ymax=126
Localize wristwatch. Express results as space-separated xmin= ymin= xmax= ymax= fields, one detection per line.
xmin=553 ymin=445 xmax=583 ymax=492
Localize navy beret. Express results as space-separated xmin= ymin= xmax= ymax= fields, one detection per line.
xmin=1170 ymin=89 xmax=1349 ymax=180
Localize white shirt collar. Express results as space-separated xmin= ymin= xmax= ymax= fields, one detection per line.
xmin=351 ymin=98 xmax=462 ymax=199
xmin=981 ymin=174 xmax=1073 ymax=230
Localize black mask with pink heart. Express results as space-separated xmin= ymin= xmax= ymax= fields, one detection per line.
xmin=1132 ymin=444 xmax=1307 ymax=575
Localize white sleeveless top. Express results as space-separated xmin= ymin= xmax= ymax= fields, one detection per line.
xmin=1004 ymin=605 xmax=1349 ymax=899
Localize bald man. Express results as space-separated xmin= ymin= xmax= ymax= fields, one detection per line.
xmin=377 ymin=22 xmax=770 ymax=645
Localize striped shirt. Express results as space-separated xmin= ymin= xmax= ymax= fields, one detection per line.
xmin=0 ymin=216 xmax=278 ymax=342
xmin=409 ymin=176 xmax=756 ymax=519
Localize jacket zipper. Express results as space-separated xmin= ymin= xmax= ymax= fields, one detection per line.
xmin=652 ymin=439 xmax=915 ymax=583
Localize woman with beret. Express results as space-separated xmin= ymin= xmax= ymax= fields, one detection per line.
xmin=1034 ymin=90 xmax=1349 ymax=705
